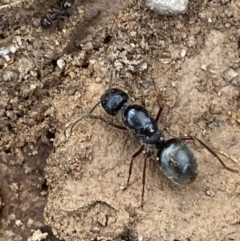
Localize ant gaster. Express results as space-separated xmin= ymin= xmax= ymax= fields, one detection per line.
xmin=72 ymin=70 xmax=238 ymax=206
xmin=41 ymin=0 xmax=74 ymax=29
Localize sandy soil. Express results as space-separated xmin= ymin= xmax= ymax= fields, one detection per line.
xmin=0 ymin=0 xmax=240 ymax=240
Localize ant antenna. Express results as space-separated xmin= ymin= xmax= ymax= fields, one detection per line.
xmin=69 ymin=100 xmax=101 ymax=133
xmin=54 ymin=99 xmax=102 ymax=147
xmin=69 ymin=66 xmax=115 ymax=134
xmin=107 ymin=63 xmax=114 ymax=91
xmin=55 ymin=67 xmax=119 ymax=147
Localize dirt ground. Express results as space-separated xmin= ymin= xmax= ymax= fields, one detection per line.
xmin=0 ymin=0 xmax=240 ymax=240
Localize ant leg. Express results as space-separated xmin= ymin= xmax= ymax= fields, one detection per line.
xmin=141 ymin=98 xmax=145 ymax=107
xmin=179 ymin=136 xmax=238 ymax=173
xmin=127 ymin=145 xmax=144 ymax=185
xmin=155 ymin=106 xmax=164 ymax=123
xmin=212 ymin=148 xmax=239 ymax=164
xmin=140 ymin=97 xmax=163 ymax=123
xmin=91 ymin=115 xmax=128 ymax=131
xmin=56 ymin=0 xmax=63 ymax=7
xmin=141 ymin=151 xmax=152 ymax=207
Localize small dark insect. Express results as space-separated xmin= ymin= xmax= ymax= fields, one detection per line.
xmin=41 ymin=0 xmax=75 ymax=29
xmin=71 ymin=70 xmax=238 ymax=207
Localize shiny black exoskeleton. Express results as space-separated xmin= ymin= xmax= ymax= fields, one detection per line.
xmin=157 ymin=138 xmax=198 ymax=185
xmin=41 ymin=0 xmax=74 ymax=29
xmin=77 ymin=76 xmax=237 ymax=206
xmin=101 ymin=88 xmax=129 ymax=116
xmin=101 ymin=88 xmax=163 ymax=146
xmin=121 ymin=105 xmax=163 ymax=145
xmin=100 ymin=88 xmax=200 ymax=186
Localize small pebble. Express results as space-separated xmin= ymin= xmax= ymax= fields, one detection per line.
xmin=140 ymin=62 xmax=148 ymax=71
xmin=28 ymin=229 xmax=48 ymax=241
xmin=201 ymin=64 xmax=207 ymax=71
xmin=0 ymin=48 xmax=10 ymax=56
xmin=9 ymin=44 xmax=18 ymax=54
xmin=225 ymin=23 xmax=231 ymax=29
xmin=180 ymin=49 xmax=187 ymax=58
xmin=32 ymin=18 xmax=40 ymax=27
xmin=146 ymin=0 xmax=189 ymax=15
xmin=57 ymin=59 xmax=65 ymax=69
xmin=67 ymin=87 xmax=76 ymax=96
xmin=2 ymin=54 xmax=10 ymax=62
xmin=206 ymin=189 xmax=215 ymax=197
xmin=130 ymin=31 xmax=137 ymax=37
xmin=24 ymin=166 xmax=33 ymax=175
xmin=40 ymin=191 xmax=48 ymax=196
xmin=222 ymin=68 xmax=238 ymax=82
xmin=15 ymin=220 xmax=23 ymax=226
xmin=95 ymin=77 xmax=102 ymax=83
xmin=138 ymin=235 xmax=144 ymax=241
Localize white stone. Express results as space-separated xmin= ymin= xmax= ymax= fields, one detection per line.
xmin=28 ymin=229 xmax=48 ymax=241
xmin=222 ymin=68 xmax=238 ymax=82
xmin=15 ymin=220 xmax=23 ymax=226
xmin=9 ymin=44 xmax=18 ymax=54
xmin=57 ymin=59 xmax=65 ymax=69
xmin=208 ymin=18 xmax=212 ymax=23
xmin=141 ymin=62 xmax=148 ymax=71
xmin=0 ymin=48 xmax=10 ymax=56
xmin=145 ymin=0 xmax=188 ymax=15
xmin=201 ymin=64 xmax=207 ymax=71
xmin=180 ymin=49 xmax=187 ymax=58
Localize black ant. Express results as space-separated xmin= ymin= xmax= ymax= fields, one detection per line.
xmin=70 ymin=70 xmax=238 ymax=207
xmin=41 ymin=0 xmax=74 ymax=29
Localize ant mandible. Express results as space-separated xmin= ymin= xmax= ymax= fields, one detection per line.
xmin=71 ymin=70 xmax=238 ymax=207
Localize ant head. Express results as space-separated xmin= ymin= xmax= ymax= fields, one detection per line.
xmin=100 ymin=66 xmax=129 ymax=116
xmin=157 ymin=138 xmax=198 ymax=185
xmin=101 ymin=88 xmax=129 ymax=116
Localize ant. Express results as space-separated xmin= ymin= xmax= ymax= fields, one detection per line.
xmin=70 ymin=70 xmax=238 ymax=207
xmin=41 ymin=0 xmax=74 ymax=29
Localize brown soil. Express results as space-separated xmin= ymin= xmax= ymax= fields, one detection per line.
xmin=0 ymin=0 xmax=240 ymax=240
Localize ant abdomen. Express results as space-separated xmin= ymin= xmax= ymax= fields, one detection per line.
xmin=157 ymin=138 xmax=198 ymax=185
